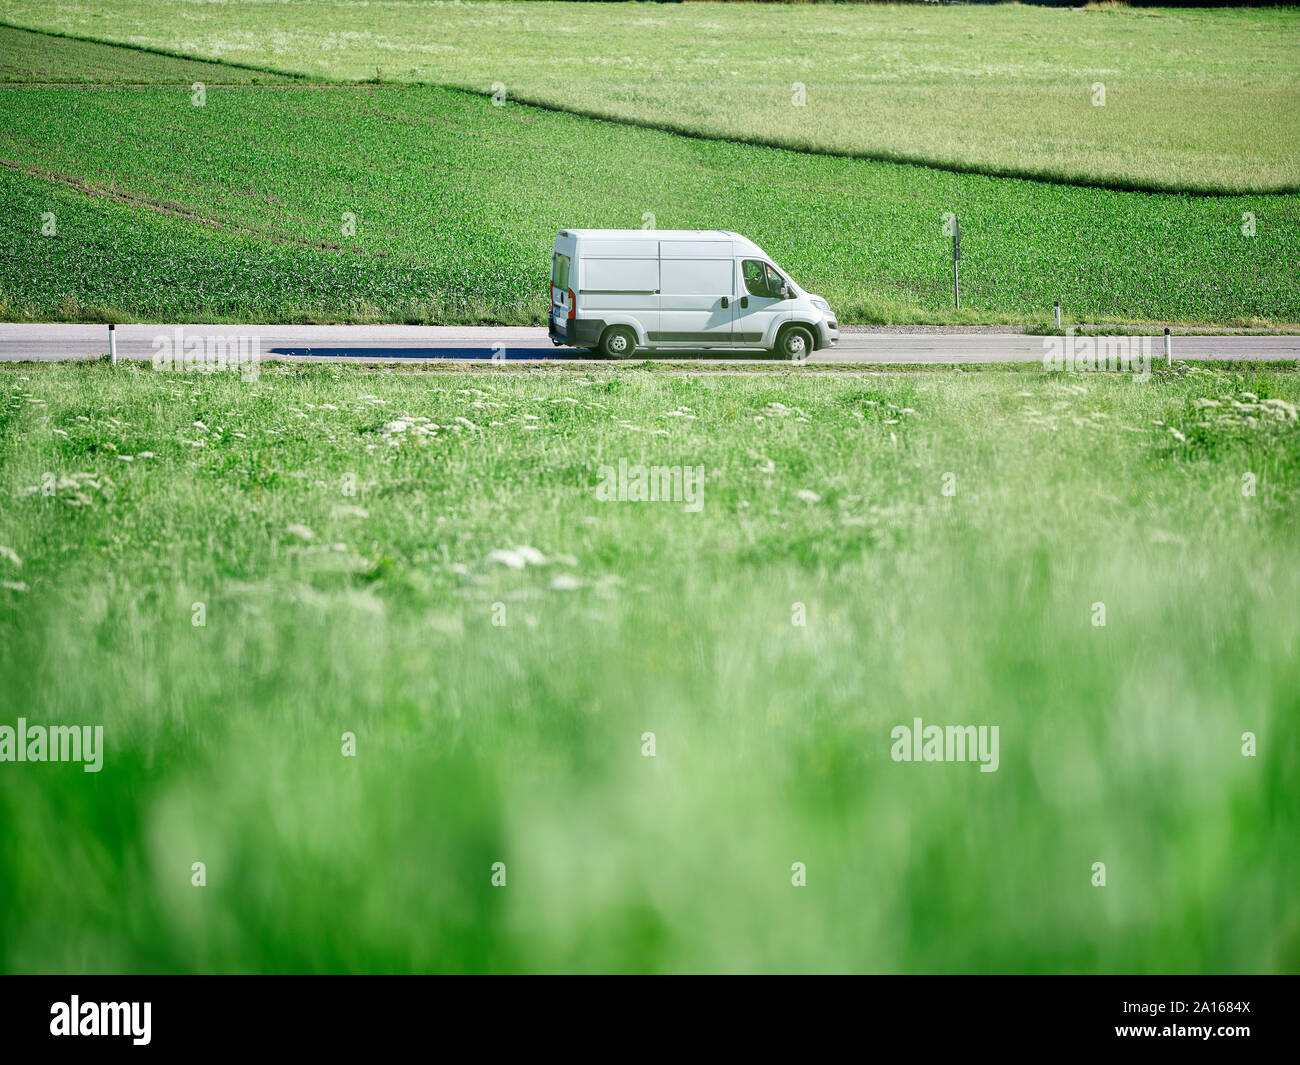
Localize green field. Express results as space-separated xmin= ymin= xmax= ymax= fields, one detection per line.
xmin=3 ymin=1 xmax=1298 ymax=981
xmin=2 ymin=27 xmax=1297 ymax=327
xmin=1 ymin=1 xmax=1296 ymax=194
xmin=1 ymin=360 xmax=1297 ymax=973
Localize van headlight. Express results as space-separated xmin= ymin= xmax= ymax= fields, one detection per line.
xmin=811 ymin=298 xmax=832 ymax=315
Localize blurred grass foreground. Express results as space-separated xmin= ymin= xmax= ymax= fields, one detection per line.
xmin=0 ymin=361 xmax=1297 ymax=973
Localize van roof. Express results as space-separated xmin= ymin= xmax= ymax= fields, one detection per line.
xmin=558 ymin=229 xmax=764 ymax=253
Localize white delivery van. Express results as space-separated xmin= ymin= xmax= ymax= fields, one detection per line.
xmin=548 ymin=229 xmax=838 ymax=359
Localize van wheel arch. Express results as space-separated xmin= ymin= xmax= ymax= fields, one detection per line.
xmin=599 ymin=325 xmax=638 ymax=360
xmin=774 ymin=322 xmax=815 ymax=362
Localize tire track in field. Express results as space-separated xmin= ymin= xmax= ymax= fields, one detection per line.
xmin=0 ymin=158 xmax=387 ymax=258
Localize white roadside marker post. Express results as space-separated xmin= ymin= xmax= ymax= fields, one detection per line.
xmin=109 ymin=322 xmax=117 ymax=366
xmin=1054 ymin=301 xmax=1061 ymax=329
xmin=952 ymin=216 xmax=961 ymax=310
xmin=1164 ymin=327 xmax=1171 ymax=368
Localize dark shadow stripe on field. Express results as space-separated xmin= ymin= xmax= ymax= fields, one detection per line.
xmin=0 ymin=19 xmax=306 ymax=82
xmin=3 ymin=20 xmax=1293 ymax=198
xmin=434 ymin=84 xmax=1300 ymax=199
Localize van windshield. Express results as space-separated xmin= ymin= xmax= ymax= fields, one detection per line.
xmin=551 ymin=253 xmax=571 ymax=292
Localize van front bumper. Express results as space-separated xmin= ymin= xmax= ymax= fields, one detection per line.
xmin=817 ymin=318 xmax=840 ymax=349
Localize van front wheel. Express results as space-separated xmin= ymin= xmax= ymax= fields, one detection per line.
xmin=599 ymin=326 xmax=637 ymax=360
xmin=776 ymin=325 xmax=813 ymax=362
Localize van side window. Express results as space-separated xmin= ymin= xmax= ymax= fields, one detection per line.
xmin=552 ymin=253 xmax=571 ymax=291
xmin=742 ymin=259 xmax=768 ymax=297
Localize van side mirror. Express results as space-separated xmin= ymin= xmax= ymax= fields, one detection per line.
xmin=777 ymin=283 xmax=793 ymax=301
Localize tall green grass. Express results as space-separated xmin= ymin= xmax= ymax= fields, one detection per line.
xmin=0 ymin=362 xmax=1297 ymax=972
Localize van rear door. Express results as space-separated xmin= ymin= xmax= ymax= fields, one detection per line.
xmin=551 ymin=238 xmax=575 ymax=328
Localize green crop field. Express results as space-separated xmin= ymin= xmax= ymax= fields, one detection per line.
xmin=2 ymin=360 xmax=1298 ymax=973
xmin=2 ymin=26 xmax=1297 ymax=328
xmin=1 ymin=1 xmax=1296 ymax=194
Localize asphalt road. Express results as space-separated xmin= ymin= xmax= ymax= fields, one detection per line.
xmin=2 ymin=323 xmax=1297 ymax=365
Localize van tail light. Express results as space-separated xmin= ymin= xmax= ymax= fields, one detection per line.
xmin=567 ymin=289 xmax=576 ymax=320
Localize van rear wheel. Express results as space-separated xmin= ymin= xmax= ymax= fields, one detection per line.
xmin=777 ymin=325 xmax=813 ymax=362
xmin=599 ymin=326 xmax=637 ymax=360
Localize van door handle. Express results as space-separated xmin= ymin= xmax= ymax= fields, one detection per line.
xmin=740 ymin=296 xmax=749 ymax=309
xmin=721 ymin=297 xmax=729 ymax=309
